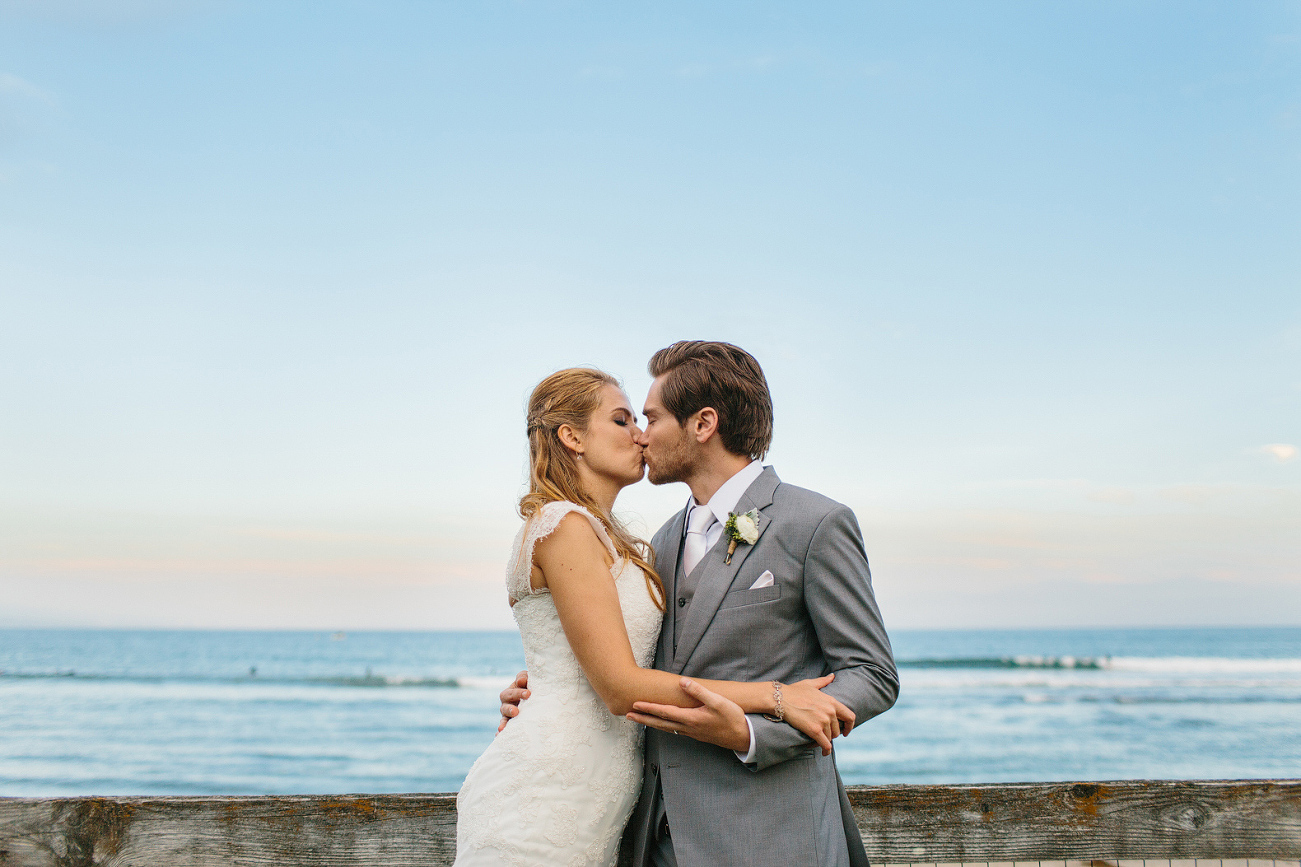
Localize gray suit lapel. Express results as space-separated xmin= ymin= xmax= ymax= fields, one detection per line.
xmin=658 ymin=507 xmax=686 ymax=593
xmin=655 ymin=507 xmax=687 ymax=667
xmin=670 ymin=468 xmax=780 ymax=673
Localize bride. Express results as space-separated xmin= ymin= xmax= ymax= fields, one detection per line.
xmin=454 ymin=368 xmax=853 ymax=867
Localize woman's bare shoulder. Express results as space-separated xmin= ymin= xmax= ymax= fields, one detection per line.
xmin=534 ymin=510 xmax=607 ymax=557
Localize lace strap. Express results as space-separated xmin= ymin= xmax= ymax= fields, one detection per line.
xmin=507 ymin=501 xmax=619 ymax=603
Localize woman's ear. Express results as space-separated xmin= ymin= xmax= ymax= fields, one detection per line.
xmin=556 ymin=423 xmax=584 ymax=456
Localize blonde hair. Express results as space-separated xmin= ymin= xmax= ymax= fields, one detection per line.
xmin=520 ymin=368 xmax=666 ymax=611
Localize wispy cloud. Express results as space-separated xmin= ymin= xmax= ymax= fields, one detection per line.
xmin=0 ymin=73 xmax=55 ymax=105
xmin=1261 ymin=443 xmax=1298 ymax=463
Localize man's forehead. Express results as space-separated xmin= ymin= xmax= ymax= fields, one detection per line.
xmin=642 ymin=377 xmax=663 ymax=410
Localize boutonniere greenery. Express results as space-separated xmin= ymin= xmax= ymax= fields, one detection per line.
xmin=723 ymin=508 xmax=760 ymax=564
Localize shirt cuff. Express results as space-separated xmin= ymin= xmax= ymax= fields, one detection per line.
xmin=734 ymin=715 xmax=758 ymax=764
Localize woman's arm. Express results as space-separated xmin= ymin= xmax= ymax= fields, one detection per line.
xmin=535 ymin=514 xmax=850 ymax=751
xmin=535 ymin=514 xmax=773 ymax=714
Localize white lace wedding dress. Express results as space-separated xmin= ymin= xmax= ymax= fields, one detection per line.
xmin=455 ymin=501 xmax=664 ymax=867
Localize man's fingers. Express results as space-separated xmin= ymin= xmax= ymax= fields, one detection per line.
xmin=830 ymin=698 xmax=856 ymax=735
xmin=629 ymin=701 xmax=696 ymax=725
xmin=812 ymin=727 xmax=833 ymax=755
xmin=679 ymin=677 xmax=728 ymax=711
xmin=499 ymin=672 xmax=529 ymax=703
xmin=498 ymin=691 xmax=530 ymax=711
xmin=626 ymin=711 xmax=682 ymax=733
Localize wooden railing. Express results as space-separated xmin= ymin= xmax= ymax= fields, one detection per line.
xmin=2 ymin=780 xmax=1298 ymax=866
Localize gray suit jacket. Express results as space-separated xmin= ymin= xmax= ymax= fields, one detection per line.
xmin=625 ymin=467 xmax=898 ymax=867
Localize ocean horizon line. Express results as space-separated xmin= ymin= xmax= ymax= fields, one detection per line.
xmin=4 ymin=623 xmax=1301 ymax=634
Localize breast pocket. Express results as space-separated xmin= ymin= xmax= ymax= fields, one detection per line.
xmin=719 ymin=584 xmax=782 ymax=610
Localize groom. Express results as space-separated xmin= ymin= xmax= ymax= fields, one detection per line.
xmin=502 ymin=341 xmax=898 ymax=867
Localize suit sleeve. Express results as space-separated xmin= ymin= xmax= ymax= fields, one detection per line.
xmin=745 ymin=504 xmax=899 ymax=772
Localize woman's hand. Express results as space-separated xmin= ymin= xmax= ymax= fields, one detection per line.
xmin=779 ymin=674 xmax=856 ymax=755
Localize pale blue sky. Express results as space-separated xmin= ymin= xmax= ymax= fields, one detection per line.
xmin=1 ymin=1 xmax=1298 ymax=630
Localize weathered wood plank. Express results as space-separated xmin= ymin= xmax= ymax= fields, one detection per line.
xmin=0 ymin=795 xmax=457 ymax=867
xmin=1 ymin=781 xmax=1297 ymax=867
xmin=849 ymin=780 xmax=1301 ymax=861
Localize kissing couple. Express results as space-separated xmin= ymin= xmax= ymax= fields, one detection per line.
xmin=454 ymin=341 xmax=898 ymax=867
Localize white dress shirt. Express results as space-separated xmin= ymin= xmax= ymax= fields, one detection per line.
xmin=681 ymin=459 xmax=765 ymax=763
xmin=689 ymin=459 xmax=764 ymax=559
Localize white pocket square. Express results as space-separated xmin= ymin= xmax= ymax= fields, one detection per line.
xmin=748 ymin=570 xmax=775 ymax=590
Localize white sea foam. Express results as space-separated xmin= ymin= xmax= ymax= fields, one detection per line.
xmin=456 ymin=675 xmax=518 ymax=691
xmin=900 ymin=657 xmax=1301 ymax=692
xmin=1103 ymin=656 xmax=1301 ymax=674
xmin=4 ymin=628 xmax=1298 ymax=795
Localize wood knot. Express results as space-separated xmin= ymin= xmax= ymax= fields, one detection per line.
xmin=53 ymin=798 xmax=137 ymax=867
xmin=1071 ymin=784 xmax=1100 ymax=800
xmin=1163 ymin=802 xmax=1212 ymax=831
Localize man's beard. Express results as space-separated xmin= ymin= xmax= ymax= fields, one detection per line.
xmin=646 ymin=438 xmax=695 ymax=486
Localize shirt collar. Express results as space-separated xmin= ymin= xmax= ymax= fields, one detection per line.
xmin=686 ymin=460 xmax=765 ymax=527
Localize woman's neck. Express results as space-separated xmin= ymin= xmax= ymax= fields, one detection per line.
xmin=577 ymin=467 xmax=619 ymax=516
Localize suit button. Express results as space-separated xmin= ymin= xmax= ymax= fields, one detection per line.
xmin=677 ymin=597 xmax=686 ymax=607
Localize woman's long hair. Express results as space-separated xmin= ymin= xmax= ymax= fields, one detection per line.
xmin=519 ymin=368 xmax=666 ymax=612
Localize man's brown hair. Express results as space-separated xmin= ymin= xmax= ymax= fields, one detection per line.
xmin=647 ymin=341 xmax=774 ymax=460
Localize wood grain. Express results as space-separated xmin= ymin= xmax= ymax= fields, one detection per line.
xmin=1 ymin=781 xmax=1296 ymax=866
xmin=0 ymin=794 xmax=457 ymax=867
xmin=849 ymin=780 xmax=1301 ymax=861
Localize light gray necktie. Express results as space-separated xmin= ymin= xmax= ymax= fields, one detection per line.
xmin=682 ymin=504 xmax=716 ymax=578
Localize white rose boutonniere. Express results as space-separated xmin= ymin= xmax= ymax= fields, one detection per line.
xmin=723 ymin=508 xmax=760 ymax=564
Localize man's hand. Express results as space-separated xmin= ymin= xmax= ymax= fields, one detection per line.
xmin=497 ymin=670 xmax=530 ymax=733
xmin=626 ymin=678 xmax=750 ymax=752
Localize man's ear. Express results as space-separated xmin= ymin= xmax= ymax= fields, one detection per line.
xmin=693 ymin=407 xmax=720 ymax=444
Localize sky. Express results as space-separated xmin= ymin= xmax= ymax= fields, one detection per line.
xmin=1 ymin=1 xmax=1298 ymax=631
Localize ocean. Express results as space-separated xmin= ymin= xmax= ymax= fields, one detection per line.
xmin=1 ymin=626 xmax=1297 ymax=796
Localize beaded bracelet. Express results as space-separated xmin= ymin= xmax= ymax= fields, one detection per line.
xmin=763 ymin=681 xmax=785 ymax=722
